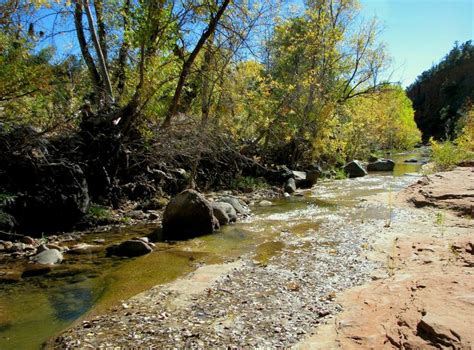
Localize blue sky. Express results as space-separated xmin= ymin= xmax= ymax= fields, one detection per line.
xmin=359 ymin=0 xmax=473 ymax=87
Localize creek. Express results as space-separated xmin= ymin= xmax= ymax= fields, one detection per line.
xmin=0 ymin=150 xmax=426 ymax=350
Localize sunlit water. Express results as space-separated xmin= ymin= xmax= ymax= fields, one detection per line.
xmin=0 ymin=149 xmax=426 ymax=349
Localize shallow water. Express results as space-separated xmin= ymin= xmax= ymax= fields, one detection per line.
xmin=0 ymin=150 xmax=425 ymax=350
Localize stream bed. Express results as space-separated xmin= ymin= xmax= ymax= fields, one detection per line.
xmin=0 ymin=151 xmax=426 ymax=349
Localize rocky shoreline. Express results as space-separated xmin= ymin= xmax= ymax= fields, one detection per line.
xmin=51 ymin=166 xmax=473 ymax=349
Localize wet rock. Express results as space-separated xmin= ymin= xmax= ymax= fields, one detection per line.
xmin=404 ymin=158 xmax=418 ymax=163
xmin=343 ymin=160 xmax=367 ymax=178
xmin=106 ymin=240 xmax=153 ymax=257
xmin=283 ymin=192 xmax=291 ymax=198
xmin=217 ymin=197 xmax=248 ymax=215
xmin=162 ymin=189 xmax=216 ymax=239
xmin=367 ymin=159 xmax=395 ymax=172
xmin=212 ymin=202 xmax=237 ymax=225
xmin=68 ymin=243 xmax=103 ymax=255
xmin=292 ymin=171 xmax=313 ymax=189
xmin=31 ymin=249 xmax=63 ymax=265
xmin=284 ymin=178 xmax=297 ymax=194
xmin=259 ymin=200 xmax=273 ymax=207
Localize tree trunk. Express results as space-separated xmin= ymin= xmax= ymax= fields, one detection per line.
xmin=83 ymin=0 xmax=114 ymax=106
xmin=73 ymin=0 xmax=102 ymax=107
xmin=161 ymin=0 xmax=230 ymax=128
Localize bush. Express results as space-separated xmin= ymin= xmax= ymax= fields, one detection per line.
xmin=431 ymin=139 xmax=473 ymax=171
xmin=431 ymin=109 xmax=474 ymax=171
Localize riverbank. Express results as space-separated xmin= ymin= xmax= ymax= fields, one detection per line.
xmin=51 ymin=166 xmax=473 ymax=349
xmin=297 ymin=165 xmax=474 ymax=349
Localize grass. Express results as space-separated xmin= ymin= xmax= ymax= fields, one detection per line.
xmin=333 ymin=168 xmax=347 ymax=180
xmin=85 ymin=204 xmax=114 ymax=222
xmin=231 ymin=176 xmax=268 ymax=191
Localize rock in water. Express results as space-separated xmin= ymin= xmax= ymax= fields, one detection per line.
xmin=367 ymin=159 xmax=395 ymax=172
xmin=162 ymin=189 xmax=216 ymax=239
xmin=258 ymin=200 xmax=273 ymax=207
xmin=343 ymin=160 xmax=368 ymax=178
xmin=106 ymin=240 xmax=153 ymax=257
xmin=284 ymin=178 xmax=297 ymax=194
xmin=211 ymin=202 xmax=237 ymax=225
xmin=291 ymin=170 xmax=313 ymax=188
xmin=31 ymin=249 xmax=63 ymax=265
xmin=68 ymin=243 xmax=103 ymax=255
xmin=217 ymin=197 xmax=248 ymax=214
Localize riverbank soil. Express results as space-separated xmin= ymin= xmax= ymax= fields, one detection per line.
xmin=52 ymin=166 xmax=473 ymax=349
xmin=297 ymin=166 xmax=474 ymax=349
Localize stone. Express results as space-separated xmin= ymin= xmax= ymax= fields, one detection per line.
xmin=259 ymin=200 xmax=273 ymax=207
xmin=284 ymin=178 xmax=297 ymax=194
xmin=217 ymin=197 xmax=248 ymax=214
xmin=404 ymin=158 xmax=418 ymax=163
xmin=367 ymin=159 xmax=395 ymax=172
xmin=211 ymin=202 xmax=237 ymax=225
xmin=46 ymin=243 xmax=64 ymax=251
xmin=31 ymin=249 xmax=63 ymax=265
xmin=68 ymin=243 xmax=103 ymax=255
xmin=283 ymin=192 xmax=291 ymax=198
xmin=292 ymin=170 xmax=313 ymax=188
xmin=20 ymin=236 xmax=36 ymax=245
xmin=127 ymin=210 xmax=146 ymax=220
xmin=162 ymin=189 xmax=216 ymax=239
xmin=148 ymin=211 xmax=160 ymax=220
xmin=343 ymin=160 xmax=367 ymax=178
xmin=106 ymin=240 xmax=153 ymax=257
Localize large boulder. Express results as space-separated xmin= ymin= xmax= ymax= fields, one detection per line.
xmin=11 ymin=162 xmax=90 ymax=233
xmin=211 ymin=202 xmax=237 ymax=225
xmin=343 ymin=160 xmax=368 ymax=178
xmin=106 ymin=240 xmax=153 ymax=257
xmin=162 ymin=189 xmax=216 ymax=239
xmin=367 ymin=159 xmax=395 ymax=172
